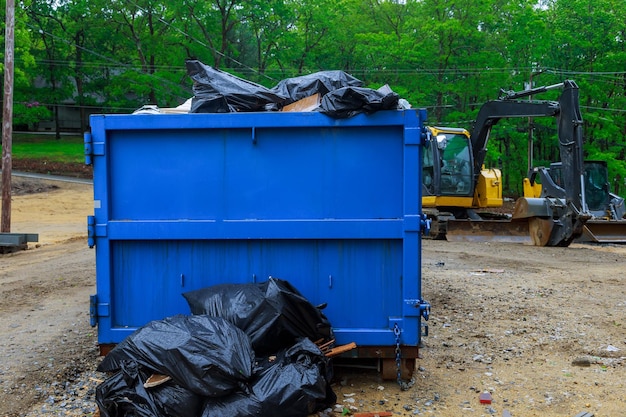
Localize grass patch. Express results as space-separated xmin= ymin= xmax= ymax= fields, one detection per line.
xmin=11 ymin=133 xmax=84 ymax=164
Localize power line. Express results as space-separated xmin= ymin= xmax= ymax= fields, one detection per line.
xmin=122 ymin=0 xmax=279 ymax=82
xmin=26 ymin=22 xmax=193 ymax=101
xmin=16 ymin=53 xmax=626 ymax=80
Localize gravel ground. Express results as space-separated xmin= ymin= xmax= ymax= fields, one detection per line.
xmin=3 ymin=177 xmax=625 ymax=417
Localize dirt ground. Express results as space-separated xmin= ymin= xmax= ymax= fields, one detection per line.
xmin=0 ymin=176 xmax=624 ymax=417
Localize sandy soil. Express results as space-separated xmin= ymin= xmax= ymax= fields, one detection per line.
xmin=0 ymin=177 xmax=624 ymax=417
xmin=0 ymin=177 xmax=97 ymax=417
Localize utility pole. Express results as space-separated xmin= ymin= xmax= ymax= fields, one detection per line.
xmin=1 ymin=0 xmax=15 ymax=232
xmin=0 ymin=0 xmax=38 ymax=252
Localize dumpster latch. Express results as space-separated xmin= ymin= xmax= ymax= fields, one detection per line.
xmin=421 ymin=126 xmax=432 ymax=146
xmin=419 ymin=299 xmax=431 ymax=321
xmin=419 ymin=213 xmax=431 ymax=236
xmin=403 ymin=298 xmax=431 ymax=319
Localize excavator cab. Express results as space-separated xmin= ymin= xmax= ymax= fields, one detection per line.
xmin=423 ymin=127 xmax=473 ymax=197
xmin=422 ymin=126 xmax=504 ymax=239
xmin=524 ymin=160 xmax=626 ymax=243
xmin=580 ymin=162 xmax=617 ymax=215
xmin=551 ymin=161 xmax=609 ymax=212
xmin=530 ymin=160 xmax=624 ymax=219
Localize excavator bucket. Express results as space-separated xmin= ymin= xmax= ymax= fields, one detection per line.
xmin=445 ymin=197 xmax=568 ymax=246
xmin=577 ymin=220 xmax=626 ymax=243
xmin=445 ymin=219 xmax=533 ymax=244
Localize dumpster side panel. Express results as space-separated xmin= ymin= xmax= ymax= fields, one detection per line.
xmin=89 ymin=111 xmax=426 ymax=350
xmin=108 ymin=239 xmax=402 ymax=341
xmin=106 ymin=126 xmax=403 ymax=220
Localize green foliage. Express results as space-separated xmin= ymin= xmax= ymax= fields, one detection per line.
xmin=13 ymin=102 xmax=52 ymax=128
xmin=3 ymin=0 xmax=626 ymax=197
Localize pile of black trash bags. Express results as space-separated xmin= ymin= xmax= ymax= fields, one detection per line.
xmin=95 ymin=278 xmax=337 ymax=417
xmin=185 ymin=59 xmax=404 ymax=118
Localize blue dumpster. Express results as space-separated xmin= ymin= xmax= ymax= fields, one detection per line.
xmin=86 ymin=109 xmax=430 ymax=371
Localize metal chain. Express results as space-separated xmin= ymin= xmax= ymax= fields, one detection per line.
xmin=393 ymin=323 xmax=416 ymax=391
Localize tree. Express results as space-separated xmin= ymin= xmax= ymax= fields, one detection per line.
xmin=2 ymin=0 xmax=49 ymax=131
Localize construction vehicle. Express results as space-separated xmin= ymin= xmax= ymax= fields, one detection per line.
xmin=422 ymin=80 xmax=591 ymax=246
xmin=524 ymin=160 xmax=626 ymax=243
xmin=422 ymin=125 xmax=506 ymax=239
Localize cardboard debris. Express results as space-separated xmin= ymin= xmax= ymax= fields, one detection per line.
xmin=281 ymin=93 xmax=321 ymax=112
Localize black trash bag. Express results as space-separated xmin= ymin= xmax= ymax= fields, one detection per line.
xmin=200 ymin=391 xmax=263 ymax=417
xmin=202 ymin=338 xmax=336 ymax=417
xmin=150 ymin=380 xmax=204 ymax=417
xmin=182 ymin=277 xmax=333 ymax=356
xmin=320 ymin=84 xmax=400 ymax=118
xmin=96 ymin=360 xmax=204 ymax=417
xmin=97 ymin=315 xmax=255 ymax=397
xmin=270 ymin=70 xmax=364 ymax=105
xmin=95 ymin=360 xmax=159 ymax=417
xmin=186 ymin=59 xmax=286 ymax=113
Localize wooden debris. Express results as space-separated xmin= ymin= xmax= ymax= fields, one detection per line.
xmin=316 ymin=338 xmax=336 ymax=353
xmin=325 ymin=342 xmax=357 ymax=358
xmin=281 ymin=93 xmax=321 ymax=112
xmin=144 ymin=373 xmax=172 ymax=388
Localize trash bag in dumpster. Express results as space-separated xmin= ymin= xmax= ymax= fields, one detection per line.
xmin=97 ymin=315 xmax=255 ymax=397
xmin=182 ymin=277 xmax=333 ymax=355
xmin=186 ymin=59 xmax=286 ymax=113
xmin=270 ymin=70 xmax=364 ymax=105
xmin=202 ymin=338 xmax=336 ymax=417
xmin=320 ymin=84 xmax=400 ymax=118
xmin=96 ymin=360 xmax=203 ymax=417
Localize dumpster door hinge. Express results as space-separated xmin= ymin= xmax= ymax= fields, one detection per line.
xmin=84 ymin=131 xmax=104 ymax=165
xmin=89 ymin=295 xmax=96 ymax=326
xmin=84 ymin=133 xmax=93 ymax=165
xmin=87 ymin=215 xmax=95 ymax=248
xmin=89 ymin=294 xmax=109 ymax=327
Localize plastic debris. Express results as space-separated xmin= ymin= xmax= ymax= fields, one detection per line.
xmin=185 ymin=59 xmax=404 ymax=118
xmin=183 ymin=277 xmax=333 ymax=356
xmin=479 ymin=392 xmax=493 ymax=404
xmin=97 ymin=315 xmax=255 ymax=397
xmin=201 ymin=338 xmax=336 ymax=417
xmin=97 ymin=279 xmax=338 ymax=417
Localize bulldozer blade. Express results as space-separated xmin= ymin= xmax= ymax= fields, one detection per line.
xmin=576 ymin=220 xmax=626 ymax=243
xmin=445 ymin=219 xmax=533 ymax=244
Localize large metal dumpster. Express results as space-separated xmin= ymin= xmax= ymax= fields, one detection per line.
xmin=86 ymin=109 xmax=430 ymax=373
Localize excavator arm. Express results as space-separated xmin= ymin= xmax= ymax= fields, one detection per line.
xmin=469 ymin=83 xmax=565 ymax=189
xmin=444 ymin=80 xmax=591 ymax=246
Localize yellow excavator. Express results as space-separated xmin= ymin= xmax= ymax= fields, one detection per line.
xmin=422 ymin=80 xmax=592 ymax=246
